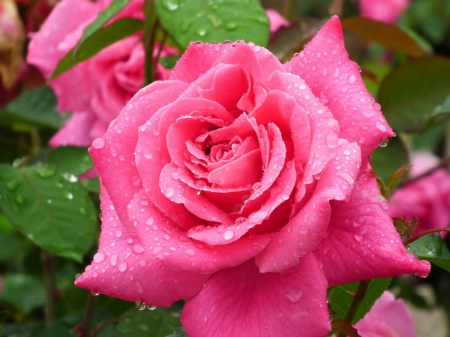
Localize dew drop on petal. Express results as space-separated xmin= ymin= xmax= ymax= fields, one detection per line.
xmin=93 ymin=252 xmax=105 ymax=263
xmin=223 ymin=230 xmax=234 ymax=240
xmin=118 ymin=262 xmax=128 ymax=272
xmin=133 ymin=244 xmax=144 ymax=254
xmin=92 ymin=138 xmax=105 ymax=149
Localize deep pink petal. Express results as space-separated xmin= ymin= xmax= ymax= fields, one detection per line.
xmin=49 ymin=112 xmax=97 ymax=147
xmin=129 ymin=189 xmax=271 ymax=274
xmin=314 ymin=164 xmax=430 ymax=286
xmin=182 ymin=255 xmax=330 ymax=337
xmin=256 ymin=142 xmax=361 ymax=273
xmin=284 ymin=16 xmax=394 ymax=160
xmin=75 ymin=186 xmax=209 ymax=306
xmin=359 ymin=0 xmax=409 ymax=24
xmin=89 ymin=80 xmax=188 ymax=227
xmin=355 ymin=291 xmax=417 ymax=337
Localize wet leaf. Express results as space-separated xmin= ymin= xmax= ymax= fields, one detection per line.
xmin=408 ymin=234 xmax=450 ymax=272
xmin=47 ymin=147 xmax=93 ymax=176
xmin=371 ymin=136 xmax=409 ymax=185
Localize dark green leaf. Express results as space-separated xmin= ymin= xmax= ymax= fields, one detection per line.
xmin=52 ymin=18 xmax=143 ymax=78
xmin=267 ymin=18 xmax=325 ymax=61
xmin=0 ymin=165 xmax=97 ymax=262
xmin=165 ymin=327 xmax=189 ymax=337
xmin=155 ymin=0 xmax=269 ymax=48
xmin=80 ymin=178 xmax=100 ymax=194
xmin=371 ymin=136 xmax=409 ymax=185
xmin=388 ymin=165 xmax=412 ymax=192
xmin=0 ymin=231 xmax=23 ymax=261
xmin=379 ymin=57 xmax=450 ymax=132
xmin=117 ymin=307 xmax=181 ymax=337
xmin=47 ymin=147 xmax=93 ymax=176
xmin=159 ymin=55 xmax=181 ymax=69
xmin=1 ymin=274 xmax=45 ymax=313
xmin=408 ymin=234 xmax=450 ymax=272
xmin=329 ymin=278 xmax=391 ymax=323
xmin=331 ymin=320 xmax=359 ymax=337
xmin=0 ymin=321 xmax=43 ymax=337
xmin=341 ymin=17 xmax=426 ymax=57
xmin=0 ymin=87 xmax=65 ymax=129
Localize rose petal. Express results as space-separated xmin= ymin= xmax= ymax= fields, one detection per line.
xmin=129 ymin=189 xmax=271 ymax=274
xmin=49 ymin=112 xmax=97 ymax=147
xmin=314 ymin=164 xmax=430 ymax=286
xmin=182 ymin=255 xmax=330 ymax=337
xmin=75 ymin=186 xmax=209 ymax=306
xmin=284 ymin=16 xmax=394 ymax=160
xmin=256 ymin=142 xmax=361 ymax=273
xmin=90 ymin=80 xmax=188 ymax=226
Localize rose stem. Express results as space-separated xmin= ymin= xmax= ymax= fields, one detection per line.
xmin=403 ymin=228 xmax=450 ymax=246
xmin=80 ymin=292 xmax=97 ymax=337
xmin=90 ymin=318 xmax=120 ymax=337
xmin=41 ymin=249 xmax=56 ymax=327
xmin=282 ymin=0 xmax=293 ymax=21
xmin=152 ymin=29 xmax=167 ymax=76
xmin=336 ymin=279 xmax=370 ymax=337
xmin=143 ymin=0 xmax=157 ymax=85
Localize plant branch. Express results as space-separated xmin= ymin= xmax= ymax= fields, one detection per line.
xmin=143 ymin=0 xmax=157 ymax=85
xmin=41 ymin=250 xmax=56 ymax=327
xmin=90 ymin=318 xmax=120 ymax=337
xmin=403 ymin=228 xmax=450 ymax=246
xmin=336 ymin=280 xmax=370 ymax=337
xmin=79 ymin=293 xmax=97 ymax=337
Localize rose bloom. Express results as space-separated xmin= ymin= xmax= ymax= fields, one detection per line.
xmin=389 ymin=152 xmax=450 ymax=237
xmin=27 ymin=0 xmax=177 ymax=147
xmin=359 ymin=0 xmax=410 ymax=24
xmin=355 ymin=291 xmax=417 ymax=337
xmin=75 ymin=17 xmax=429 ymax=337
xmin=265 ymin=9 xmax=289 ymax=38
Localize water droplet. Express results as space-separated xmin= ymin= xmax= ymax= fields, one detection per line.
xmin=376 ymin=122 xmax=387 ymax=132
xmin=147 ymin=305 xmax=157 ymax=310
xmin=223 ymin=230 xmax=234 ymax=240
xmin=6 ymin=180 xmax=20 ymax=191
xmin=171 ymin=171 xmax=179 ymax=180
xmin=109 ymin=254 xmax=118 ymax=266
xmin=164 ymin=187 xmax=174 ymax=198
xmin=92 ymin=138 xmax=105 ymax=150
xmin=133 ymin=244 xmax=144 ymax=254
xmin=75 ymin=273 xmax=81 ymax=280
xmin=118 ymin=262 xmax=128 ymax=272
xmin=341 ymin=86 xmax=348 ymax=93
xmin=14 ymin=194 xmax=26 ymax=205
xmin=299 ymin=226 xmax=308 ymax=234
xmin=91 ymin=290 xmax=100 ymax=297
xmin=110 ymin=147 xmax=117 ymax=157
xmin=93 ymin=252 xmax=105 ymax=263
xmin=146 ymin=218 xmax=154 ymax=226
xmin=115 ymin=230 xmax=122 ymax=238
xmin=36 ymin=167 xmax=56 ymax=178
xmin=347 ymin=74 xmax=356 ymax=84
xmin=286 ymin=289 xmax=303 ymax=303
xmin=379 ymin=139 xmax=389 ymax=147
xmin=196 ymin=28 xmax=206 ymax=36
xmin=185 ymin=249 xmax=196 ymax=256
xmin=64 ymin=192 xmax=74 ymax=200
xmin=135 ymin=301 xmax=146 ymax=310
xmin=226 ymin=22 xmax=237 ymax=30
xmin=144 ymin=149 xmax=153 ymax=159
xmin=162 ymin=0 xmax=179 ymax=11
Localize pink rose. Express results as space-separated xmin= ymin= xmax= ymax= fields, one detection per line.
xmin=389 ymin=152 xmax=450 ymax=237
xmin=75 ymin=17 xmax=429 ymax=337
xmin=359 ymin=0 xmax=410 ymax=24
xmin=27 ymin=0 xmax=177 ymax=147
xmin=265 ymin=9 xmax=289 ymax=37
xmin=355 ymin=291 xmax=417 ymax=337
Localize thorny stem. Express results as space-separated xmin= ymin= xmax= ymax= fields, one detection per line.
xmin=90 ymin=318 xmax=120 ymax=337
xmin=336 ymin=280 xmax=370 ymax=337
xmin=403 ymin=228 xmax=450 ymax=246
xmin=79 ymin=293 xmax=97 ymax=337
xmin=41 ymin=250 xmax=56 ymax=327
xmin=153 ymin=30 xmax=167 ymax=76
xmin=143 ymin=0 xmax=157 ymax=85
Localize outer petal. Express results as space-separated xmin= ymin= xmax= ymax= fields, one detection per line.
xmin=314 ymin=164 xmax=430 ymax=286
xmin=359 ymin=0 xmax=409 ymax=24
xmin=89 ymin=80 xmax=189 ymax=227
xmin=284 ymin=16 xmax=394 ymax=160
xmin=256 ymin=142 xmax=361 ymax=272
xmin=49 ymin=112 xmax=97 ymax=147
xmin=182 ymin=255 xmax=330 ymax=337
xmin=75 ymin=186 xmax=209 ymax=306
xmin=355 ymin=291 xmax=417 ymax=337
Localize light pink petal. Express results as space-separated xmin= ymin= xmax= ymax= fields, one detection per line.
xmin=49 ymin=112 xmax=97 ymax=147
xmin=314 ymin=164 xmax=430 ymax=286
xmin=359 ymin=0 xmax=410 ymax=24
xmin=409 ymin=151 xmax=440 ymax=178
xmin=89 ymin=80 xmax=189 ymax=227
xmin=355 ymin=291 xmax=417 ymax=337
xmin=284 ymin=16 xmax=394 ymax=160
xmin=75 ymin=186 xmax=209 ymax=306
xmin=256 ymin=142 xmax=361 ymax=273
xmin=266 ymin=9 xmax=289 ymax=34
xmin=129 ymin=189 xmax=271 ymax=274
xmin=182 ymin=255 xmax=330 ymax=337
xmin=187 ymin=161 xmax=296 ymax=245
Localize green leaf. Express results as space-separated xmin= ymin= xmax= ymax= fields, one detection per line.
xmin=341 ymin=17 xmax=426 ymax=57
xmin=371 ymin=136 xmax=409 ymax=185
xmin=165 ymin=327 xmax=189 ymax=337
xmin=0 ymin=165 xmax=97 ymax=262
xmin=116 ymin=307 xmax=181 ymax=337
xmin=159 ymin=55 xmax=181 ymax=69
xmin=52 ymin=18 xmax=143 ymax=78
xmin=155 ymin=0 xmax=269 ymax=49
xmin=379 ymin=57 xmax=450 ymax=132
xmin=267 ymin=18 xmax=326 ymax=61
xmin=1 ymin=274 xmax=45 ymax=313
xmin=47 ymin=147 xmax=93 ymax=176
xmin=80 ymin=178 xmax=100 ymax=194
xmin=387 ymin=165 xmax=412 ymax=192
xmin=329 ymin=278 xmax=391 ymax=323
xmin=408 ymin=234 xmax=450 ymax=272
xmin=0 ymin=321 xmax=43 ymax=337
xmin=0 ymin=87 xmax=65 ymax=129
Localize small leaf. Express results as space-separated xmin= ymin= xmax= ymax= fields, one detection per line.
xmin=331 ymin=320 xmax=359 ymax=337
xmin=165 ymin=327 xmax=189 ymax=337
xmin=47 ymin=147 xmax=93 ymax=176
xmin=408 ymin=234 xmax=450 ymax=272
xmin=0 ymin=165 xmax=97 ymax=262
xmin=371 ymin=137 xmax=409 ymax=185
xmin=393 ymin=218 xmax=410 ymax=235
xmin=341 ymin=17 xmax=426 ymax=56
xmin=155 ymin=0 xmax=269 ymax=49
xmin=80 ymin=178 xmax=100 ymax=194
xmin=1 ymin=274 xmax=45 ymax=313
xmin=52 ymin=18 xmax=143 ymax=78
xmin=329 ymin=278 xmax=391 ymax=323
xmin=0 ymin=87 xmax=65 ymax=129
xmin=379 ymin=57 xmax=450 ymax=132
xmin=388 ymin=165 xmax=412 ymax=192
xmin=116 ymin=307 xmax=181 ymax=337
